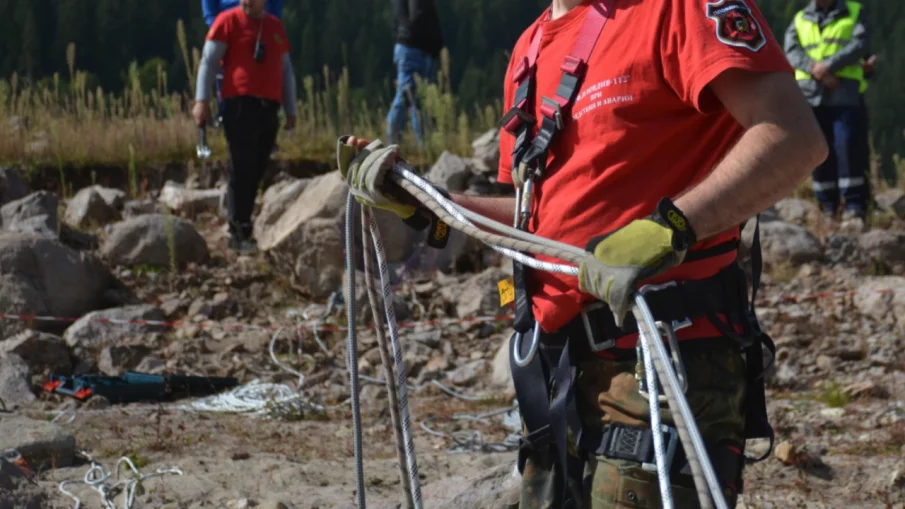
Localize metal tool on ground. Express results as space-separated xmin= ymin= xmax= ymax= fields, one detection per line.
xmin=196 ymin=126 xmax=211 ymax=159
xmin=342 ymin=161 xmax=728 ymax=509
xmin=43 ymin=371 xmax=239 ymax=404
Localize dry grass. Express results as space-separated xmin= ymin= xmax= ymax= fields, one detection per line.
xmin=0 ymin=27 xmax=499 ymax=173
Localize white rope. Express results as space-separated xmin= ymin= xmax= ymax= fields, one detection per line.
xmin=638 ymin=322 xmax=673 ymax=507
xmin=58 ymin=451 xmax=183 ymax=509
xmin=268 ymin=328 xmax=315 ymax=387
xmin=176 ymin=379 xmax=325 ymax=419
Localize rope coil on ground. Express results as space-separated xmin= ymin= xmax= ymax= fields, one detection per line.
xmin=59 ymin=451 xmax=183 ymax=509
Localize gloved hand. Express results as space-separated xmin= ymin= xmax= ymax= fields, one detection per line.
xmin=336 ymin=136 xmax=420 ymax=220
xmin=578 ymin=198 xmax=697 ymax=328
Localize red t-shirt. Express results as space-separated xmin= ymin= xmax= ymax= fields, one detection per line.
xmin=207 ymin=7 xmax=290 ymax=103
xmin=498 ymin=0 xmax=792 ymax=344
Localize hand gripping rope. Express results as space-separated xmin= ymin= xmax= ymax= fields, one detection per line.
xmin=343 ymin=161 xmax=729 ymax=509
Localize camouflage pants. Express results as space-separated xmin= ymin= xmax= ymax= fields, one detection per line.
xmin=518 ymin=338 xmax=747 ymax=509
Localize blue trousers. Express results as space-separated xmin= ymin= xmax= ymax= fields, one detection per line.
xmin=812 ymin=105 xmax=870 ymax=215
xmin=386 ymin=43 xmax=437 ymax=145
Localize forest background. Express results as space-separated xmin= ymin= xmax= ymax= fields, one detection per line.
xmin=0 ymin=0 xmax=902 ymax=185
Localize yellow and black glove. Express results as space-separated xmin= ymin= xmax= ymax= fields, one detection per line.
xmin=336 ymin=136 xmax=450 ymax=248
xmin=578 ymin=198 xmax=696 ymax=327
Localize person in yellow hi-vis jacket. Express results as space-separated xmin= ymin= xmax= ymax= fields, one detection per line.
xmin=785 ymin=0 xmax=871 ymax=227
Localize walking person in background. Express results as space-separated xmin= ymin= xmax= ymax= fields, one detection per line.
xmin=785 ymin=0 xmax=871 ymax=229
xmin=387 ymin=0 xmax=444 ymax=146
xmin=193 ymin=0 xmax=297 ymax=254
xmin=202 ymin=0 xmax=284 ymax=127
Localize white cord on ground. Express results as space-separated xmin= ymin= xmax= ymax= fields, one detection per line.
xmin=176 ymin=379 xmax=325 ymax=419
xmin=268 ymin=328 xmax=315 ymax=387
xmin=58 ymin=451 xmax=183 ymax=509
xmin=638 ymin=324 xmax=673 ymax=508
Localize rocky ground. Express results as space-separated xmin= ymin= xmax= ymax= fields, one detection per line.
xmin=2 ymin=133 xmax=905 ymax=508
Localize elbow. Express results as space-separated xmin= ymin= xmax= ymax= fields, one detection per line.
xmin=797 ymin=115 xmax=829 ymax=173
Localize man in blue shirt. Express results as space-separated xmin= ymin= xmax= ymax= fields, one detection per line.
xmin=203 ymin=0 xmax=285 ymax=126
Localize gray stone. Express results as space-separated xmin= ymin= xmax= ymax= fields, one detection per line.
xmin=471 ymin=129 xmax=501 ymax=175
xmin=98 ymin=345 xmax=153 ymax=376
xmin=854 ymin=277 xmax=905 ymax=333
xmin=0 ymin=331 xmax=71 ymax=379
xmin=123 ymin=199 xmax=159 ymax=218
xmin=427 ymin=151 xmax=475 ymax=193
xmin=490 ymin=333 xmax=514 ymax=393
xmin=0 ymin=191 xmax=58 ymax=238
xmin=0 ymin=233 xmax=114 ymax=338
xmin=0 ymin=354 xmax=34 ymax=407
xmin=876 ymin=189 xmax=905 ymax=220
xmin=773 ymin=198 xmax=820 ymax=225
xmin=859 ymin=230 xmax=905 ymax=266
xmin=0 ymin=168 xmax=28 ymax=207
xmin=63 ymin=304 xmax=166 ymax=355
xmin=427 ymin=462 xmax=520 ymax=509
xmin=158 ymin=181 xmax=224 ymax=218
xmin=0 ymin=459 xmax=48 ymax=509
xmin=443 ymin=268 xmax=511 ymax=318
xmin=64 ymin=185 xmax=121 ymax=228
xmin=757 ymin=221 xmax=823 ymax=266
xmin=101 ymin=214 xmax=209 ymax=268
xmin=0 ymin=415 xmax=76 ymax=468
xmin=824 ymin=234 xmax=865 ymax=266
xmin=447 ymin=359 xmax=489 ymax=387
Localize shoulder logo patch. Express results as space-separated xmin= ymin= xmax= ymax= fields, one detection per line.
xmin=706 ymin=0 xmax=767 ymax=52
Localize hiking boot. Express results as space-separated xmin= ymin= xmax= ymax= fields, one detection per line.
xmin=228 ymin=234 xmax=258 ymax=255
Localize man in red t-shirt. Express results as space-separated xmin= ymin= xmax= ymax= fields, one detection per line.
xmin=193 ymin=0 xmax=297 ymax=253
xmin=339 ymin=0 xmax=827 ymax=506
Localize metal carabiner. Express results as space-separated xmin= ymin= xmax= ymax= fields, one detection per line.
xmin=512 ymin=324 xmax=542 ymax=368
xmin=635 ymin=282 xmax=692 ymax=401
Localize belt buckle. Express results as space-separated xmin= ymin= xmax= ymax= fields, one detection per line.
xmin=581 ymin=302 xmax=615 ymax=352
xmin=641 ymin=425 xmax=679 ymax=473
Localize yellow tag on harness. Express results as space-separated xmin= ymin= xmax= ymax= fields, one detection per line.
xmin=498 ymin=277 xmax=516 ymax=307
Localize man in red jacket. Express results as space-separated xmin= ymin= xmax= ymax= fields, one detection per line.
xmin=193 ymin=0 xmax=297 ymax=253
xmin=339 ymin=0 xmax=827 ymax=506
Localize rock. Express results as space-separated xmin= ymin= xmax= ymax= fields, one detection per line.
xmin=853 ymin=277 xmax=905 ymax=332
xmin=844 ymin=380 xmax=888 ymax=400
xmin=445 ymin=268 xmax=511 ymax=318
xmin=0 ymin=458 xmax=48 ymax=509
xmin=859 ymin=230 xmax=905 ymax=266
xmin=773 ymin=198 xmax=819 ymax=225
xmin=342 ymin=270 xmax=411 ymax=324
xmin=0 ymin=233 xmax=115 ymax=338
xmin=0 ymin=331 xmax=71 ymax=380
xmin=0 ymin=168 xmax=28 ymax=206
xmin=0 ymin=415 xmax=75 ymax=468
xmin=158 ymin=181 xmax=224 ymax=218
xmin=134 ymin=355 xmax=165 ymax=374
xmin=824 ymin=234 xmax=865 ymax=266
xmin=774 ymin=441 xmax=798 ymax=465
xmin=0 ymin=354 xmax=34 ymax=407
xmin=757 ymin=221 xmax=823 ymax=266
xmin=447 ymin=360 xmax=489 ymax=387
xmin=123 ymin=199 xmax=159 ymax=218
xmin=63 ymin=185 xmax=122 ymax=228
xmin=815 ymin=354 xmax=835 ymax=371
xmin=98 ymin=345 xmax=152 ymax=376
xmin=254 ymin=179 xmax=309 ymax=241
xmin=490 ymin=333 xmax=514 ymax=391
xmin=428 ymin=463 xmax=520 ymax=509
xmin=876 ymin=189 xmax=905 ymax=220
xmin=258 ymin=501 xmax=290 ymax=509
xmin=471 ymin=129 xmax=501 ymax=175
xmin=101 ymin=214 xmax=209 ymax=268
xmin=403 ymin=341 xmax=433 ymax=377
xmin=0 ymin=191 xmax=58 ymax=238
xmin=427 ymin=151 xmax=475 ymax=192
xmin=63 ymin=305 xmax=166 ymax=356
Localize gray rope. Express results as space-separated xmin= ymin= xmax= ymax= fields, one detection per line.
xmin=638 ymin=322 xmax=673 ymax=507
xmin=344 ymin=193 xmax=366 ymax=509
xmin=361 ymin=207 xmax=415 ymax=509
xmin=366 ymin=209 xmax=423 ymax=509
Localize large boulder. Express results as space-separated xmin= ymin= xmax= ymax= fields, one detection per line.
xmin=754 ymin=220 xmax=823 ymax=266
xmin=0 ymin=331 xmax=71 ymax=383
xmin=471 ymin=129 xmax=501 ymax=175
xmin=157 ymin=181 xmax=224 ymax=218
xmin=427 ymin=152 xmax=475 ymax=193
xmin=63 ymin=304 xmax=166 ymax=359
xmin=257 ymin=171 xmax=418 ymax=297
xmin=859 ymin=230 xmax=905 ymax=267
xmin=0 ymin=415 xmax=76 ymax=468
xmin=0 ymin=233 xmax=114 ymax=338
xmin=101 ymin=214 xmax=209 ymax=268
xmin=440 ymin=267 xmax=511 ymax=318
xmin=0 ymin=191 xmax=58 ymax=238
xmin=0 ymin=168 xmax=28 ymax=207
xmin=0 ymin=354 xmax=35 ymax=408
xmin=63 ymin=185 xmax=124 ymax=228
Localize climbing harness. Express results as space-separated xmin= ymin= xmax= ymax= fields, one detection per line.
xmin=340 ymin=155 xmax=770 ymax=508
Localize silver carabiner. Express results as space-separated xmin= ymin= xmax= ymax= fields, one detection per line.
xmin=512 ymin=325 xmax=542 ymax=368
xmin=635 ymin=282 xmax=692 ymax=401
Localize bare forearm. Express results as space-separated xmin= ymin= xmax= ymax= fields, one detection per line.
xmin=675 ymin=71 xmax=828 ymax=241
xmin=449 ymin=193 xmax=515 ymax=226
